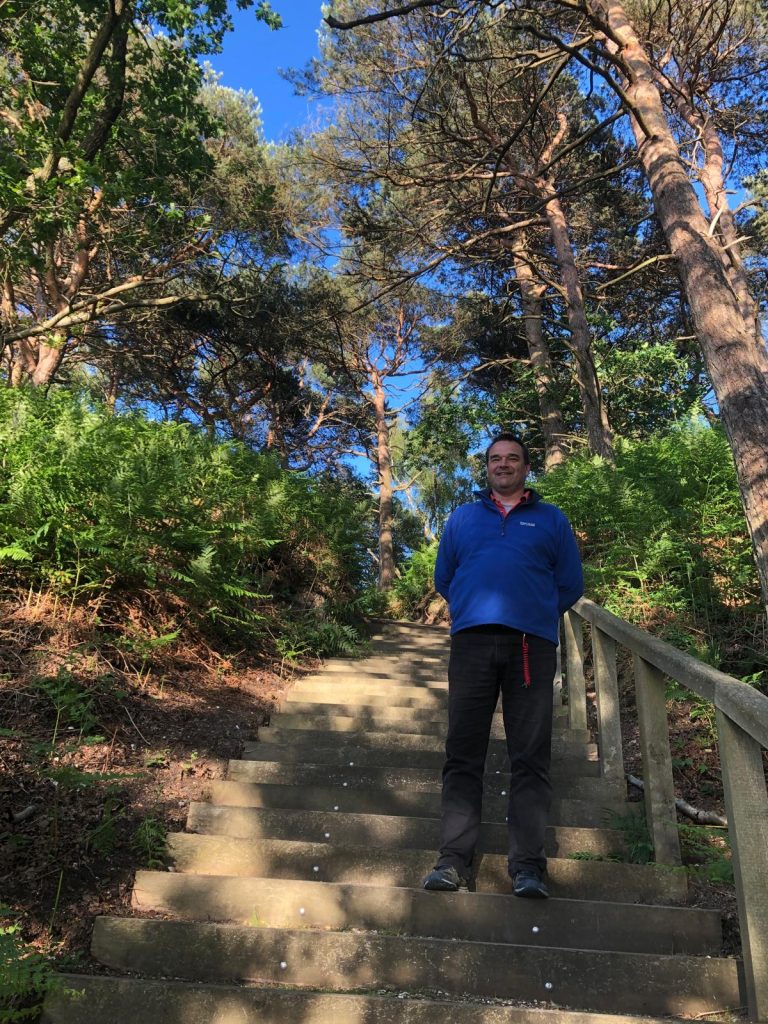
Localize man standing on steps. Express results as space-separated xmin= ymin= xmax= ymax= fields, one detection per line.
xmin=423 ymin=433 xmax=583 ymax=899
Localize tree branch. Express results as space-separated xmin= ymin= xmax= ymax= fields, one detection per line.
xmin=325 ymin=0 xmax=443 ymax=30
xmin=0 ymin=0 xmax=132 ymax=238
xmin=627 ymin=774 xmax=727 ymax=827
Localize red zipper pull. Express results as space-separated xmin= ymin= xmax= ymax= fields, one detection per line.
xmin=522 ymin=633 xmax=531 ymax=687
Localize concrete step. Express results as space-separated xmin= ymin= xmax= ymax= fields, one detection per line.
xmin=287 ymin=678 xmax=568 ymax=707
xmin=186 ymin=804 xmax=626 ymax=858
xmin=370 ymin=622 xmax=449 ymax=638
xmin=242 ymin=740 xmax=598 ymax=774
xmin=371 ymin=620 xmax=448 ymax=631
xmin=167 ymin=833 xmax=686 ymax=903
xmin=268 ymin=712 xmax=593 ymax=745
xmin=254 ymin=729 xmax=598 ymax=763
xmin=46 ymin=975 xmax=720 ymax=1024
xmin=293 ymin=674 xmax=448 ymax=690
xmin=132 ymin=871 xmax=721 ymax=954
xmin=225 ymin=760 xmax=624 ymax=802
xmin=88 ymin=917 xmax=741 ymax=1017
xmin=372 ymin=656 xmax=450 ymax=667
xmin=320 ymin=651 xmax=447 ymax=663
xmin=284 ymin=691 xmax=451 ymax=711
xmin=368 ymin=643 xmax=448 ymax=655
xmin=370 ymin=656 xmax=449 ymax=668
xmin=324 ymin=654 xmax=446 ymax=665
xmin=281 ymin=698 xmax=573 ymax=727
xmin=47 ymin=621 xmax=732 ymax=1024
xmin=206 ymin=779 xmax=636 ymax=829
xmin=293 ymin=674 xmax=565 ymax=696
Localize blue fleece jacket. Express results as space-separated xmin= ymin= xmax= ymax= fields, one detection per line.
xmin=434 ymin=489 xmax=583 ymax=644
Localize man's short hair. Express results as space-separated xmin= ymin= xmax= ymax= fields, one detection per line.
xmin=485 ymin=433 xmax=531 ymax=466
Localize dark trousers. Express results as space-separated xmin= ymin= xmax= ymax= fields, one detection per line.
xmin=437 ymin=627 xmax=557 ymax=880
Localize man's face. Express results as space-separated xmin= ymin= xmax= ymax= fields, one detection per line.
xmin=486 ymin=440 xmax=529 ymax=497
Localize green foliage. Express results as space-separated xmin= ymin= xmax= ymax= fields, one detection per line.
xmin=537 ymin=416 xmax=761 ymax=675
xmin=600 ymin=341 xmax=708 ymax=438
xmin=144 ymin=749 xmax=171 ymax=769
xmin=131 ymin=816 xmax=167 ymax=869
xmin=0 ymin=908 xmax=66 ymax=1022
xmin=85 ymin=797 xmax=124 ymax=859
xmin=609 ymin=812 xmax=654 ymax=864
xmin=345 ymin=586 xmax=391 ymax=620
xmin=305 ymin=621 xmax=363 ymax=658
xmin=0 ymin=388 xmax=371 ymax=648
xmin=33 ymin=670 xmax=99 ymax=750
xmin=390 ymin=543 xmax=439 ymax=618
xmin=567 ymin=850 xmax=624 ymax=862
xmin=274 ymin=614 xmax=365 ymax=666
xmin=40 ymin=765 xmax=124 ymax=790
xmin=744 ymin=170 xmax=768 ymax=252
xmin=677 ymin=824 xmax=733 ymax=884
xmin=609 ymin=815 xmax=733 ymax=882
xmin=399 ymin=392 xmax=479 ymax=533
xmin=665 ymin=679 xmax=718 ymax=744
xmin=1 ymin=0 xmax=290 ymax=392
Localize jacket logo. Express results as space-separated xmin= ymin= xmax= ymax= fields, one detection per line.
xmin=519 ymin=521 xmax=536 ymax=527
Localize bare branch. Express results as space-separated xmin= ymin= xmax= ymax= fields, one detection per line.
xmin=325 ymin=0 xmax=442 ymax=31
xmin=594 ymin=253 xmax=677 ymax=292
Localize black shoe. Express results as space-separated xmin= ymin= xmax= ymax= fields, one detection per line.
xmin=512 ymin=870 xmax=549 ymax=899
xmin=422 ymin=865 xmax=473 ymax=892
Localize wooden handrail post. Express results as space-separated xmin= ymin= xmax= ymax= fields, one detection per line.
xmin=554 ymin=625 xmax=563 ymax=706
xmin=563 ymin=610 xmax=587 ymax=732
xmin=716 ymin=708 xmax=768 ymax=1021
xmin=593 ymin=626 xmax=625 ymax=789
xmin=633 ymin=654 xmax=681 ymax=865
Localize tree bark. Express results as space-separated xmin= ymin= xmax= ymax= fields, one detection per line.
xmin=509 ymin=238 xmax=568 ymax=470
xmin=105 ymin=367 xmax=119 ymax=411
xmin=540 ymin=184 xmax=615 ymax=462
xmin=372 ymin=380 xmax=396 ymax=590
xmin=654 ymin=71 xmax=757 ymax=336
xmin=594 ymin=0 xmax=768 ymax=615
xmin=31 ymin=337 xmax=67 ymax=386
xmin=698 ymin=120 xmax=756 ymax=335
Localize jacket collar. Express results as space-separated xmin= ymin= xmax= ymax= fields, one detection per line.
xmin=475 ymin=487 xmax=541 ymax=507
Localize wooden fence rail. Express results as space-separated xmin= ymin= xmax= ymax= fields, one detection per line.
xmin=564 ymin=598 xmax=768 ymax=1022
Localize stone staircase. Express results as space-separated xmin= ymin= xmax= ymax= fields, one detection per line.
xmin=44 ymin=620 xmax=744 ymax=1023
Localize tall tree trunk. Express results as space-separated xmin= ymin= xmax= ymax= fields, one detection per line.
xmin=509 ymin=238 xmax=568 ymax=470
xmin=539 ymin=184 xmax=615 ymax=462
xmin=9 ymin=348 xmax=25 ymax=387
xmin=663 ymin=85 xmax=758 ymax=337
xmin=477 ymin=96 xmax=609 ymax=463
xmin=31 ymin=336 xmax=67 ymax=386
xmin=595 ymin=0 xmax=768 ymax=615
xmin=10 ymin=339 xmax=36 ymax=387
xmin=105 ymin=367 xmax=119 ymax=411
xmin=698 ymin=121 xmax=757 ymax=335
xmin=372 ymin=380 xmax=396 ymax=590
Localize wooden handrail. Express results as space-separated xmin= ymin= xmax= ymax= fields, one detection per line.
xmin=564 ymin=599 xmax=768 ymax=1022
xmin=574 ymin=597 xmax=768 ymax=747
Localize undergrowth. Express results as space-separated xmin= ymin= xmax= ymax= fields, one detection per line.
xmin=608 ymin=812 xmax=733 ymax=883
xmin=538 ymin=419 xmax=766 ymax=687
xmin=0 ymin=908 xmax=69 ymax=1022
xmin=0 ymin=387 xmax=373 ymax=664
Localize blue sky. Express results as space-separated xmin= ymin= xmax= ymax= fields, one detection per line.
xmin=208 ymin=1 xmax=329 ymax=142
